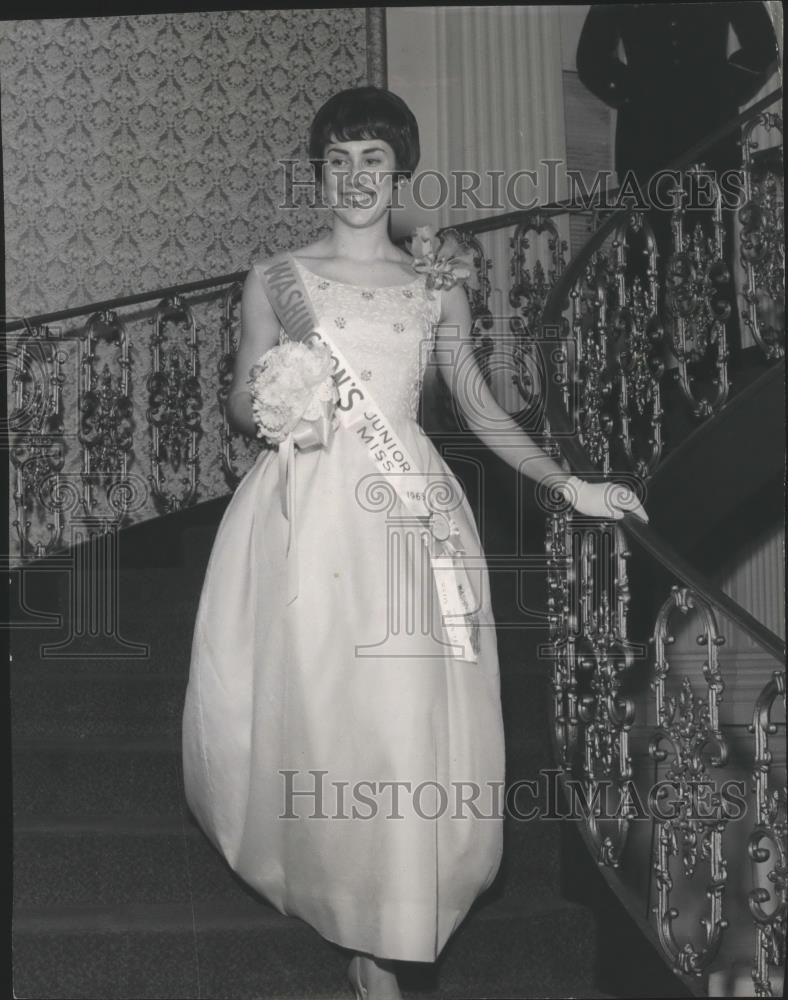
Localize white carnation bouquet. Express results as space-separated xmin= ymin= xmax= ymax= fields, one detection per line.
xmin=247 ymin=338 xmax=339 ymax=448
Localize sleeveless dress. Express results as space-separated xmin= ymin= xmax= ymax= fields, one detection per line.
xmin=181 ymin=257 xmax=505 ymax=963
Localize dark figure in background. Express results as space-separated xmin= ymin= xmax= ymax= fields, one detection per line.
xmin=576 ymin=1 xmax=777 ymax=183
xmin=576 ymin=2 xmax=777 ymax=440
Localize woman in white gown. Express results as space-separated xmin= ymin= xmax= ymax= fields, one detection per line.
xmin=181 ymin=86 xmax=646 ymax=1000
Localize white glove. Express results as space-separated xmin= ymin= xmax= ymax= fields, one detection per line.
xmin=559 ymin=476 xmax=648 ymax=523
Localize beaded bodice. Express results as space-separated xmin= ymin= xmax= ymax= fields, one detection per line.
xmin=283 ymin=258 xmax=442 ymax=423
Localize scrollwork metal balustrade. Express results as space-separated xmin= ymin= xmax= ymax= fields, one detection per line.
xmin=749 ymin=671 xmax=787 ymax=997
xmin=740 ymin=113 xmax=785 ymax=362
xmin=533 ymin=88 xmax=786 ymax=998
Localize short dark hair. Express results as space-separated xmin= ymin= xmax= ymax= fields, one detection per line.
xmin=309 ymin=86 xmax=420 ymax=183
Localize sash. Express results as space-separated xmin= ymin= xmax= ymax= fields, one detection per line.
xmin=253 ymin=252 xmax=480 ymax=663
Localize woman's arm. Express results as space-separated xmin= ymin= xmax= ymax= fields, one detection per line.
xmin=434 ymin=284 xmax=647 ymax=521
xmin=225 ymin=265 xmax=282 ymax=438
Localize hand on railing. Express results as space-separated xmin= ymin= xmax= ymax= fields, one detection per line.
xmin=559 ymin=475 xmax=649 ymax=523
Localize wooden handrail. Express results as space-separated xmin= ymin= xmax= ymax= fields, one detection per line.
xmin=623 ymin=516 xmax=785 ymax=663
xmin=4 ymin=269 xmax=247 ymax=334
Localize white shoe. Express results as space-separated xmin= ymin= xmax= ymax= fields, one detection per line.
xmin=348 ymin=956 xmax=368 ymax=1000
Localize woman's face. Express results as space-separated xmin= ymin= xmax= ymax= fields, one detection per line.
xmin=321 ymin=136 xmax=398 ymax=227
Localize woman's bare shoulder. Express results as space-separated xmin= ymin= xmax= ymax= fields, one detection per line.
xmin=289 ymin=238 xmax=333 ymax=263
xmin=249 ymin=239 xmax=329 ymax=272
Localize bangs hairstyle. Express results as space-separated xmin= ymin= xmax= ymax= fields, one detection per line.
xmin=309 ymin=86 xmax=420 ymax=183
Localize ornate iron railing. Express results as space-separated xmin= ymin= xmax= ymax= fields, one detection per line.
xmin=7 ymin=271 xmax=247 ymax=559
xmin=424 ymin=83 xmax=784 ymax=998
xmin=523 ymin=90 xmax=785 ymax=997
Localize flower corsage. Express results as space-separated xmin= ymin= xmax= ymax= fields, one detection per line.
xmin=247 ymin=338 xmax=339 ymax=450
xmin=407 ymin=225 xmax=479 ymax=297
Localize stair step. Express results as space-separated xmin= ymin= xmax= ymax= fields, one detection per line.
xmin=13 ymin=893 xmax=598 ymax=999
xmin=10 ymin=648 xmax=553 ymax=740
xmin=492 ymin=816 xmax=562 ymax=899
xmin=498 ymin=662 xmax=552 ymax=737
xmin=14 ymin=815 xmax=194 ymax=835
xmin=10 ymin=557 xmax=203 ymax=674
xmin=649 ymin=357 xmax=785 ymax=551
xmin=13 ymin=741 xmax=184 ymax=818
xmin=10 ymin=643 xmax=190 ymax=676
xmin=421 ymin=896 xmax=599 ymax=999
xmin=12 ymin=559 xmax=202 ymax=616
xmin=15 ymin=829 xmax=194 ymax=908
xmin=14 ymin=788 xmax=565 ymax=902
xmin=182 ymin=522 xmax=221 ymax=573
xmin=11 ymin=502 xmax=608 ymax=999
xmin=12 ymin=731 xmax=558 ymax=836
xmin=10 ymin=612 xmax=193 ymax=675
xmin=12 ymin=668 xmax=186 ymax=738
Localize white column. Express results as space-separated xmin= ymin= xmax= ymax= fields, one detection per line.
xmin=386 ymin=7 xmax=443 ymax=238
xmin=435 ymin=6 xmax=567 ymax=305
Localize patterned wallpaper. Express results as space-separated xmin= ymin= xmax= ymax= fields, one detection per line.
xmin=1 ymin=9 xmax=377 ymax=316
xmin=2 ymin=10 xmax=383 ymax=557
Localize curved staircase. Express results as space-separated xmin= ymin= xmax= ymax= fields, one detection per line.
xmin=11 ymin=471 xmax=690 ymax=999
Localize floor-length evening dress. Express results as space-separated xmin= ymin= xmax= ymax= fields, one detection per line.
xmin=182 ymin=257 xmax=505 ymax=963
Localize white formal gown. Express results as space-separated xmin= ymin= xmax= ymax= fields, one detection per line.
xmin=182 ymin=257 xmax=505 ymax=962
